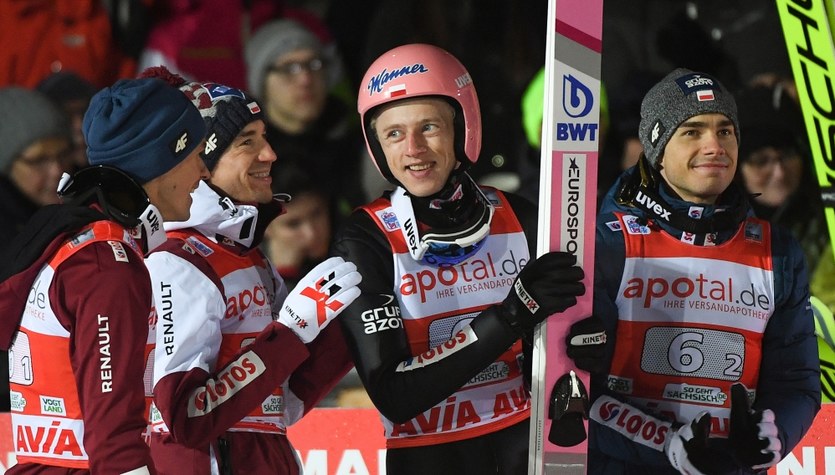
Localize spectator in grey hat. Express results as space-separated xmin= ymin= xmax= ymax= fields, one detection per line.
xmin=244 ymin=18 xmax=365 ymax=224
xmin=0 ymin=86 xmax=73 ymax=415
xmin=565 ymin=68 xmax=820 ymax=474
xmin=0 ymin=87 xmax=72 ymax=243
xmin=0 ymin=86 xmax=71 ymax=416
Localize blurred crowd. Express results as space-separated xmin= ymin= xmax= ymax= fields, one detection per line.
xmin=1 ymin=0 xmax=833 ymax=408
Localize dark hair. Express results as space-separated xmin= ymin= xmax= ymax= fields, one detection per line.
xmin=271 ymin=161 xmax=330 ymax=199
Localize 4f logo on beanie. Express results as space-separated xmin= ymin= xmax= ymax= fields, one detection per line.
xmin=171 ymin=130 xmax=189 ymax=154
xmin=649 ymin=120 xmax=665 ymax=147
xmin=205 ymin=133 xmax=218 ymax=154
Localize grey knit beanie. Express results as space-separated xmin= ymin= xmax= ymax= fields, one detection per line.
xmin=639 ymin=68 xmax=739 ymax=168
xmin=244 ymin=19 xmax=323 ymax=99
xmin=0 ymin=87 xmax=70 ymax=173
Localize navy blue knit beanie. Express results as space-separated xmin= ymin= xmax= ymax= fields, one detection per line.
xmin=83 ymin=78 xmax=206 ymax=184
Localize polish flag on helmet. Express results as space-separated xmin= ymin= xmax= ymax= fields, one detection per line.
xmin=387 ymin=84 xmax=407 ymax=98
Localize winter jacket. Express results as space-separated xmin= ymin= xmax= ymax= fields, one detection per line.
xmin=145 ymin=181 xmax=351 ymax=474
xmin=0 ymin=205 xmax=155 ymax=474
xmin=332 ymin=184 xmax=538 ymax=449
xmin=588 ymin=165 xmax=820 ymax=474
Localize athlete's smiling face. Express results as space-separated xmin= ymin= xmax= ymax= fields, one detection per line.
xmin=209 ymin=119 xmax=277 ymax=204
xmin=659 ymin=113 xmax=738 ymax=204
xmin=373 ymin=97 xmax=458 ymax=197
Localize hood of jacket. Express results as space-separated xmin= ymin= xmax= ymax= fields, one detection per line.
xmin=163 ymin=180 xmax=282 ymax=249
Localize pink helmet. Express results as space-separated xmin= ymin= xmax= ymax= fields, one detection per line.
xmin=358 ymin=43 xmax=482 ymax=184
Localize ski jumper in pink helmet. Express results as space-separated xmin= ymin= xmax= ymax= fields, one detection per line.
xmin=358 ymin=43 xmax=481 ymax=184
xmin=331 ymin=43 xmax=586 ymax=474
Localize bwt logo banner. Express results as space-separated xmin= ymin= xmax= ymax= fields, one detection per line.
xmin=555 ymin=71 xmax=600 ymax=150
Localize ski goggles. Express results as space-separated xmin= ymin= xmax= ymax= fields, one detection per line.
xmin=391 ymin=179 xmax=494 ymax=266
xmin=422 ymin=237 xmax=487 ymax=266
xmin=57 ymin=165 xmax=151 ymax=228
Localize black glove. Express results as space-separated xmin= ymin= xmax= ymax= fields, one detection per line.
xmin=500 ymin=251 xmax=585 ymax=337
xmin=728 ymin=383 xmax=782 ymax=471
xmin=565 ymin=316 xmax=607 ymax=374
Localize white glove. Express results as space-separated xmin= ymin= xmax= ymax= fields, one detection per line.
xmin=277 ymin=256 xmax=361 ymax=343
xmin=665 ymin=411 xmax=715 ymax=475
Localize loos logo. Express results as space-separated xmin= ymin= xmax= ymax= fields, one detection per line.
xmin=400 ymin=250 xmax=527 ymax=303
xmin=557 ymin=74 xmax=598 ymax=142
xmin=622 ymin=273 xmax=771 ymax=311
xmin=595 ymin=399 xmax=669 ymax=449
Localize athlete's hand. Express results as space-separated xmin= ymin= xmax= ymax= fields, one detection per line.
xmin=665 ymin=411 xmax=720 ymax=475
xmin=566 ymin=315 xmax=607 ymax=374
xmin=277 ymin=257 xmax=361 ymax=343
xmin=500 ymin=251 xmax=585 ymax=336
xmin=728 ymin=383 xmax=782 ymax=471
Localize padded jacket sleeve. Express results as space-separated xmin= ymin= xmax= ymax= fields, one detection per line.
xmin=55 ymin=241 xmax=156 ymax=474
xmin=589 ymin=213 xmax=821 ymax=472
xmin=754 ymin=227 xmax=820 ymax=457
xmin=145 ymin=244 xmax=311 ymax=448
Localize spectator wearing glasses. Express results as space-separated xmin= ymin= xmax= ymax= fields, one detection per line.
xmin=0 ymin=87 xmax=73 ymax=245
xmin=0 ymin=86 xmax=72 ymax=414
xmin=734 ymin=80 xmax=828 ymax=269
xmin=245 ymin=18 xmax=365 ymax=221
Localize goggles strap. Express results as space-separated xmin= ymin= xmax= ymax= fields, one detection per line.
xmin=135 ymin=203 xmax=166 ymax=253
xmin=391 ymin=187 xmax=430 ymax=261
xmin=390 ymin=179 xmax=495 ymax=263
